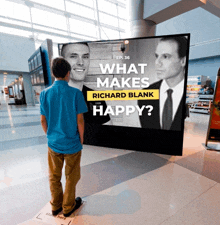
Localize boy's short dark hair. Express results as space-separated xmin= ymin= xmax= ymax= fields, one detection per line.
xmin=52 ymin=57 xmax=71 ymax=78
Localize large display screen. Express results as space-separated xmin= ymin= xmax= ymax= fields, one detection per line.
xmin=58 ymin=34 xmax=190 ymax=155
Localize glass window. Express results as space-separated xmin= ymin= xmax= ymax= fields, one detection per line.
xmin=66 ymin=1 xmax=95 ymax=20
xmin=115 ymin=0 xmax=126 ymax=4
xmin=32 ymin=56 xmax=35 ymax=69
xmin=36 ymin=74 xmax=40 ymax=84
xmin=30 ymin=61 xmax=32 ymax=71
xmin=30 ymin=75 xmax=33 ymax=84
xmin=31 ymin=74 xmax=34 ymax=85
xmin=40 ymin=71 xmax=44 ymax=84
xmin=36 ymin=33 xmax=74 ymax=44
xmin=97 ymin=0 xmax=117 ymax=16
xmin=31 ymin=8 xmax=67 ymax=30
xmin=67 ymin=0 xmax=94 ymax=8
xmin=0 ymin=0 xmax=128 ymax=56
xmin=70 ymin=32 xmax=97 ymax=41
xmin=99 ymin=12 xmax=119 ymax=27
xmin=31 ymin=0 xmax=65 ymax=11
xmin=0 ymin=26 xmax=32 ymax=38
xmin=120 ymin=31 xmax=127 ymax=39
xmin=36 ymin=53 xmax=39 ymax=67
xmin=119 ymin=19 xmax=127 ymax=30
xmin=33 ymin=74 xmax=37 ymax=84
xmin=118 ymin=6 xmax=127 ymax=19
xmin=28 ymin=62 xmax=31 ymax=71
xmin=69 ymin=18 xmax=98 ymax=37
xmin=0 ymin=17 xmax=31 ymax=28
xmin=35 ymin=56 xmax=38 ymax=68
xmin=37 ymin=52 xmax=42 ymax=66
xmin=33 ymin=24 xmax=68 ymax=36
xmin=0 ymin=0 xmax=31 ymax=22
xmin=101 ymin=27 xmax=120 ymax=40
xmin=31 ymin=60 xmax=34 ymax=71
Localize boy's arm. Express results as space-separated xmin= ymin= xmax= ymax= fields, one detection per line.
xmin=77 ymin=113 xmax=84 ymax=144
xmin=40 ymin=115 xmax=48 ymax=134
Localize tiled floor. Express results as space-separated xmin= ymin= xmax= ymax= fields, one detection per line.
xmin=1 ymin=94 xmax=220 ymax=225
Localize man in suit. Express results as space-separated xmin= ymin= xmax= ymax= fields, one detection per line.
xmin=138 ymin=36 xmax=187 ymax=131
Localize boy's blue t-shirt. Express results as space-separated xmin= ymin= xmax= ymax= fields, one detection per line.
xmin=40 ymin=80 xmax=88 ymax=154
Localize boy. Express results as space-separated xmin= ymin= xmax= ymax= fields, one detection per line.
xmin=40 ymin=57 xmax=87 ymax=217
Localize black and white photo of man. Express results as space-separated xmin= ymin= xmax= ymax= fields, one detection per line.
xmin=60 ymin=42 xmax=111 ymax=125
xmin=138 ymin=36 xmax=187 ymax=131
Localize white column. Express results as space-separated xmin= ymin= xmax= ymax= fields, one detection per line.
xmin=127 ymin=0 xmax=156 ymax=38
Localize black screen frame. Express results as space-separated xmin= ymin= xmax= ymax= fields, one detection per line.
xmin=58 ymin=33 xmax=190 ymax=156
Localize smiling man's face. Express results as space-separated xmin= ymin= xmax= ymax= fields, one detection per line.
xmin=62 ymin=43 xmax=90 ymax=82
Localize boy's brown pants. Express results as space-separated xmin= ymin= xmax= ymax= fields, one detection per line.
xmin=48 ymin=147 xmax=81 ymax=214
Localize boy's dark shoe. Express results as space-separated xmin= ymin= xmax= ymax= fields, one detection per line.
xmin=52 ymin=207 xmax=62 ymax=216
xmin=63 ymin=197 xmax=82 ymax=217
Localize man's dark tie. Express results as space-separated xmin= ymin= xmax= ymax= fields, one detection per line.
xmin=162 ymin=89 xmax=173 ymax=130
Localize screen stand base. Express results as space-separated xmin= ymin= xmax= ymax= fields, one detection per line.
xmin=203 ymin=142 xmax=220 ymax=151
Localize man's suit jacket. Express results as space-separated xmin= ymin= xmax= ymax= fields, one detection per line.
xmin=82 ymin=85 xmax=110 ymax=124
xmin=138 ymin=80 xmax=184 ymax=131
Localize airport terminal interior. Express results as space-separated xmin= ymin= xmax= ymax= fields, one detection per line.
xmin=1 ymin=0 xmax=220 ymax=224
xmin=1 ymin=85 xmax=220 ymax=225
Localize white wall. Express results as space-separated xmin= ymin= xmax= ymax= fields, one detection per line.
xmin=156 ymin=7 xmax=220 ymax=60
xmin=0 ymin=33 xmax=35 ymax=71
